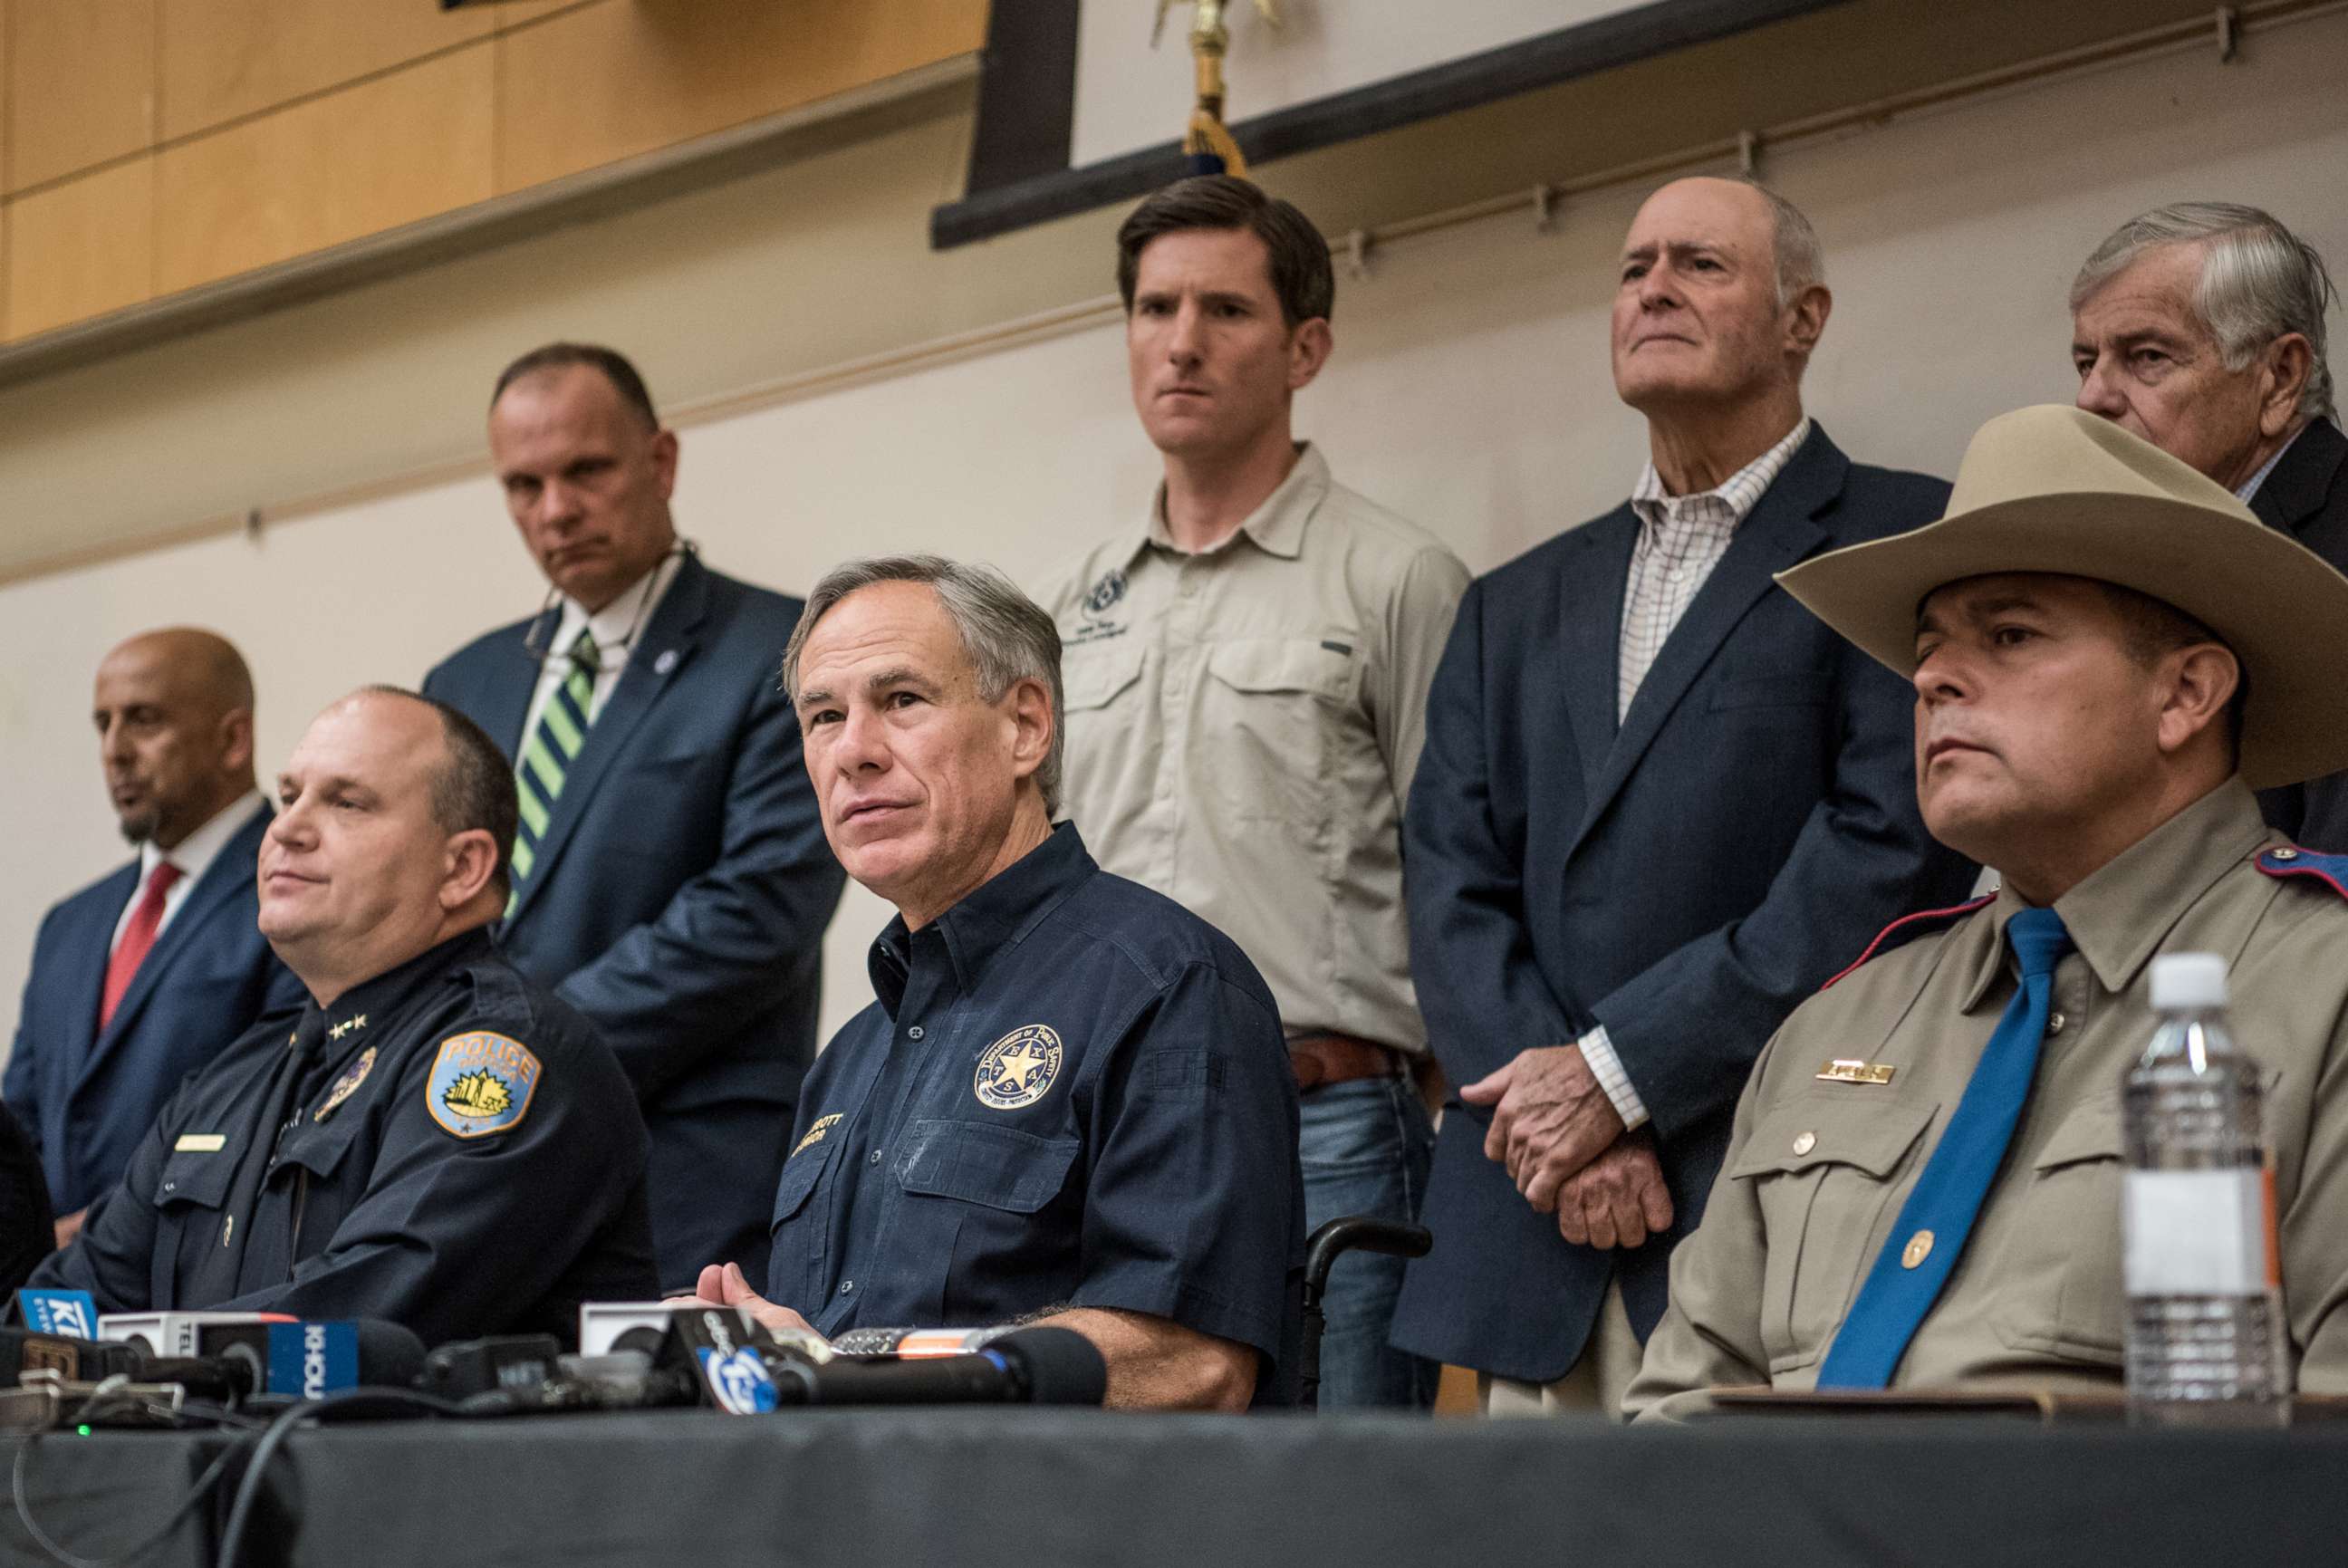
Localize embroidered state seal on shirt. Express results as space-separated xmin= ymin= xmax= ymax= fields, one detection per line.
xmin=427 ymin=1032 xmax=543 ymax=1139
xmin=973 ymin=1025 xmax=1063 ymax=1111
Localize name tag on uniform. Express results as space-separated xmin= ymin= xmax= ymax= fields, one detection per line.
xmin=174 ymin=1133 xmax=227 ymax=1152
xmin=1815 ymin=1060 xmax=1896 ymax=1086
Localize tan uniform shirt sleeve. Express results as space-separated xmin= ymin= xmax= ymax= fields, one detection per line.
xmin=1623 ymin=1028 xmax=1785 ymax=1421
xmin=2285 ymin=984 xmax=2348 ymax=1390
xmin=1371 ymin=546 xmax=1471 ymax=806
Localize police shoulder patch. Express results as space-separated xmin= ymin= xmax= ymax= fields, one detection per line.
xmin=974 ymin=1024 xmax=1063 ymax=1111
xmin=427 ymin=1032 xmax=543 ymax=1139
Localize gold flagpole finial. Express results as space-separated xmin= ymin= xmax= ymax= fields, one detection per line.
xmin=1150 ymin=0 xmax=1280 ymax=178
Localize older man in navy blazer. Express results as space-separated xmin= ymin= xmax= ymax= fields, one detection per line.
xmin=424 ymin=344 xmax=842 ymax=1288
xmin=1392 ymin=179 xmax=1976 ymax=1413
xmin=6 ymin=630 xmax=301 ymax=1246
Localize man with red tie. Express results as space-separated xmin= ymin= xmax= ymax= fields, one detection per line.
xmin=4 ymin=630 xmax=301 ymax=1247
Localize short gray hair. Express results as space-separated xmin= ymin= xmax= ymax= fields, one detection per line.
xmin=779 ymin=555 xmax=1066 ymax=814
xmin=1737 ymin=178 xmax=1825 ymax=312
xmin=2071 ymin=202 xmax=2338 ymax=422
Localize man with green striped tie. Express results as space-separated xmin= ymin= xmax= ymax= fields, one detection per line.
xmin=1627 ymin=406 xmax=2348 ymax=1416
xmin=424 ymin=343 xmax=844 ymax=1291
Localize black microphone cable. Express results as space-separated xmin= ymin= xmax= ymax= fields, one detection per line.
xmin=8 ymin=1376 xmax=268 ymax=1568
xmin=216 ymin=1386 xmax=465 ymax=1568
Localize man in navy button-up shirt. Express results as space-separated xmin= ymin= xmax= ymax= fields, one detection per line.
xmin=693 ymin=556 xmax=1302 ymax=1409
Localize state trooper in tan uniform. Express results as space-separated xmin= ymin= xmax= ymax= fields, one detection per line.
xmin=1628 ymin=405 xmax=2348 ymax=1419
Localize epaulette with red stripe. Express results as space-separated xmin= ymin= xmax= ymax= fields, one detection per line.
xmin=1821 ymin=894 xmax=1997 ymax=991
xmin=2254 ymin=846 xmax=2348 ymax=899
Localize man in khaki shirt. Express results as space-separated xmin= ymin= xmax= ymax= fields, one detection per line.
xmin=1044 ymin=176 xmax=1469 ymax=1408
xmin=1628 ymin=405 xmax=2348 ymax=1419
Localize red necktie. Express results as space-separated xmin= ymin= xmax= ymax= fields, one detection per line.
xmin=101 ymin=861 xmax=184 ymax=1031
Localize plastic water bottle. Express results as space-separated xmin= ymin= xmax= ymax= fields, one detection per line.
xmin=2121 ymin=953 xmax=2285 ymax=1426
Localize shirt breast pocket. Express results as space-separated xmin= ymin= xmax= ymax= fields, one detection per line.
xmin=1988 ymin=1096 xmax=2126 ymax=1364
xmin=272 ymin=1115 xmax=367 ymax=1255
xmin=767 ymin=1140 xmax=838 ymax=1310
xmin=1708 ymin=672 xmax=1833 ymax=711
xmin=896 ymin=1120 xmax=1083 ymax=1324
xmin=151 ymin=1148 xmax=238 ymax=1306
xmin=1062 ymin=644 xmax=1145 ymax=715
xmin=1200 ymin=638 xmax=1357 ymax=825
xmin=1727 ymin=1098 xmax=1939 ymax=1374
xmin=1059 ymin=644 xmax=1149 ymax=822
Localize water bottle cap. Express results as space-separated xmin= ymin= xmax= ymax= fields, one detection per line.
xmin=2150 ymin=952 xmax=2228 ymax=1011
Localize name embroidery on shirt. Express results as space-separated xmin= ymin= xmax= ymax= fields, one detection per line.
xmin=1065 ymin=568 xmax=1129 ymax=647
xmin=792 ymin=1113 xmax=843 ymax=1159
xmin=974 ymin=1025 xmax=1063 ymax=1111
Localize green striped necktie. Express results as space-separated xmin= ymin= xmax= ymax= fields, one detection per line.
xmin=509 ymin=628 xmax=599 ymax=910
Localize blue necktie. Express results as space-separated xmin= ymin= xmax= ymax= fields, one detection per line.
xmin=1815 ymin=905 xmax=2074 ymax=1388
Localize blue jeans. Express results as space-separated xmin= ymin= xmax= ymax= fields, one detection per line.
xmin=1301 ymin=1072 xmax=1438 ymax=1409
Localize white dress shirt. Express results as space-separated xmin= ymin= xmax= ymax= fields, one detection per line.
xmin=111 ymin=792 xmax=268 ymax=951
xmin=517 ymin=553 xmax=684 ymax=746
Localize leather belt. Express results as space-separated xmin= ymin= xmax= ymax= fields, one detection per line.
xmin=1288 ymin=1033 xmax=1401 ymax=1093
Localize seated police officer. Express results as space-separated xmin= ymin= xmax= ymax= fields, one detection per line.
xmin=693 ymin=556 xmax=1303 ymax=1410
xmin=1626 ymin=406 xmax=2348 ymax=1418
xmin=31 ymin=688 xmax=658 ymax=1348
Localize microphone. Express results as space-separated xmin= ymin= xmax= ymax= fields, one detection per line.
xmin=196 ymin=1319 xmax=427 ymax=1399
xmin=0 ymin=1325 xmax=249 ymax=1402
xmin=768 ymin=1327 xmax=1107 ymax=1409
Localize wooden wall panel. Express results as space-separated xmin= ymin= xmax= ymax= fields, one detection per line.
xmin=0 ymin=0 xmax=986 ymax=346
xmin=496 ymin=0 xmax=989 ymax=192
xmin=154 ymin=47 xmax=495 ymax=295
xmin=495 ymin=0 xmax=589 ymax=29
xmin=0 ymin=5 xmax=10 ymax=215
xmin=5 ymin=0 xmax=158 ymax=194
xmin=6 ymin=158 xmax=154 ymax=336
xmin=159 ymin=0 xmax=494 ymax=141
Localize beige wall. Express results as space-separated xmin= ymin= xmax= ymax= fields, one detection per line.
xmin=0 ymin=11 xmax=2342 ymax=1060
xmin=1072 ymin=0 xmax=1604 ymax=166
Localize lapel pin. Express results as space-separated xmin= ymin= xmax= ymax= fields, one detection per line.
xmin=654 ymin=649 xmax=678 ymax=676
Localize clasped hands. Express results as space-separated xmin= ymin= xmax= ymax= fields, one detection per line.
xmin=1461 ymin=1044 xmax=1673 ymax=1249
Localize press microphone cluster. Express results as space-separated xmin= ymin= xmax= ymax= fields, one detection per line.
xmin=0 ymin=1315 xmax=428 ymax=1427
xmin=440 ymin=1306 xmax=1108 ymax=1415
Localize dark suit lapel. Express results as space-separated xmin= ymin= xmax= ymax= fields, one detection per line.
xmin=481 ymin=616 xmax=553 ymax=757
xmin=506 ymin=554 xmax=711 ymax=926
xmin=1573 ymin=431 xmax=1844 ymax=851
xmin=77 ymin=807 xmax=270 ymax=1089
xmin=2249 ymin=418 xmax=2347 ymax=536
xmin=1558 ymin=511 xmax=1638 ymax=802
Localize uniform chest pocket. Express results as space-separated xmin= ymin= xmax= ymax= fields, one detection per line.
xmin=896 ymin=1120 xmax=1081 ymax=1213
xmin=1988 ymin=1097 xmax=2126 ymax=1364
xmin=273 ymin=1113 xmax=364 ymax=1183
xmin=152 ymin=1148 xmax=238 ymax=1212
xmin=1727 ymin=1098 xmax=1939 ymax=1374
xmin=1708 ymin=672 xmax=1832 ymax=711
xmin=1062 ymin=645 xmax=1146 ymax=714
xmin=1200 ymin=639 xmax=1358 ymax=825
xmin=771 ymin=1140 xmax=835 ymax=1228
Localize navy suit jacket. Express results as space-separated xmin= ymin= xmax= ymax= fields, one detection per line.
xmin=2251 ymin=418 xmax=2348 ymax=851
xmin=423 ymin=552 xmax=844 ymax=1287
xmin=4 ymin=807 xmax=302 ymax=1217
xmin=1391 ymin=428 xmax=1978 ymax=1383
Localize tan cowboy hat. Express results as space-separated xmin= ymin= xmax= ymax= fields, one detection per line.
xmin=1776 ymin=404 xmax=2348 ymax=790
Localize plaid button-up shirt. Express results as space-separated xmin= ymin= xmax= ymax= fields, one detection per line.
xmin=1583 ymin=418 xmax=1813 ymax=1129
